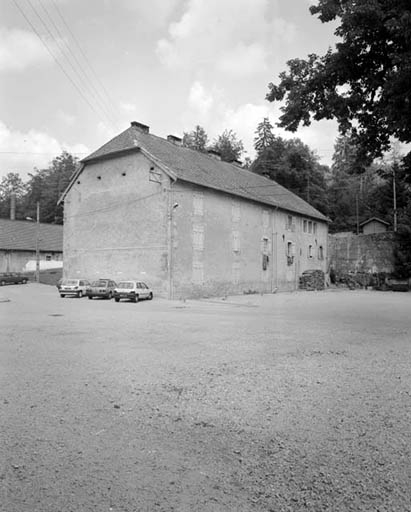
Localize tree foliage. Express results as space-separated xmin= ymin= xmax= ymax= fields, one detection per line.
xmin=182 ymin=125 xmax=209 ymax=152
xmin=0 ymin=151 xmax=78 ymax=224
xmin=210 ymin=129 xmax=244 ymax=162
xmin=252 ymin=120 xmax=328 ymax=213
xmin=267 ymin=0 xmax=411 ymax=166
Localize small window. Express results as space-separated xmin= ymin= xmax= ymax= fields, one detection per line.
xmin=308 ymin=245 xmax=313 ymax=258
xmin=193 ymin=225 xmax=204 ymax=250
xmin=286 ymin=241 xmax=294 ymax=265
xmin=286 ymin=215 xmax=293 ymax=230
xmin=193 ymin=192 xmax=204 ymax=216
xmin=318 ymin=245 xmax=324 ymax=260
xmin=308 ymin=221 xmax=313 ymax=234
xmin=232 ymin=202 xmax=241 ymax=222
xmin=303 ymin=220 xmax=307 ymax=233
xmin=313 ymin=222 xmax=317 ymax=234
xmin=232 ymin=230 xmax=240 ymax=253
xmin=46 ymin=255 xmax=51 ymax=261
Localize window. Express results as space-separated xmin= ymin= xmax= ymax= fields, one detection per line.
xmin=286 ymin=215 xmax=293 ymax=230
xmin=45 ymin=255 xmax=51 ymax=261
xmin=232 ymin=202 xmax=241 ymax=222
xmin=318 ymin=245 xmax=324 ymax=260
xmin=262 ymin=210 xmax=269 ymax=228
xmin=232 ymin=261 xmax=240 ymax=284
xmin=303 ymin=220 xmax=307 ymax=233
xmin=192 ymin=261 xmax=204 ymax=283
xmin=287 ymin=241 xmax=294 ymax=265
xmin=193 ymin=192 xmax=204 ymax=216
xmin=313 ymin=222 xmax=317 ymax=235
xmin=193 ymin=225 xmax=204 ymax=250
xmin=308 ymin=244 xmax=313 ymax=258
xmin=232 ymin=230 xmax=240 ymax=253
xmin=308 ymin=221 xmax=313 ymax=234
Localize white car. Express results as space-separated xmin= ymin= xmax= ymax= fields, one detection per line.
xmin=59 ymin=279 xmax=90 ymax=298
xmin=113 ymin=281 xmax=153 ymax=303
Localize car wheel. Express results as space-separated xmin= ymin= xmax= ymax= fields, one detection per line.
xmin=133 ymin=295 xmax=139 ymax=303
xmin=22 ymin=279 xmax=27 ymax=284
xmin=60 ymin=294 xmax=65 ymax=298
xmin=88 ymin=295 xmax=93 ymax=300
xmin=0 ymin=281 xmax=5 ymax=286
xmin=107 ymin=292 xmax=112 ymax=300
xmin=115 ymin=298 xmax=120 ymax=303
xmin=148 ymin=292 xmax=153 ymax=300
xmin=78 ymin=291 xmax=83 ymax=298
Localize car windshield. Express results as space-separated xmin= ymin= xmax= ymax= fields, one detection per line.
xmin=117 ymin=282 xmax=134 ymax=289
xmin=91 ymin=280 xmax=108 ymax=286
xmin=62 ymin=279 xmax=78 ymax=285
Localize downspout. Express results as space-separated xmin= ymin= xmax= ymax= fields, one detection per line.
xmin=167 ymin=176 xmax=177 ymax=300
xmin=271 ymin=206 xmax=279 ymax=292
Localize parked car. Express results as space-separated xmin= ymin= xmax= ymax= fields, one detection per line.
xmin=0 ymin=272 xmax=28 ymax=286
xmin=114 ymin=281 xmax=153 ymax=303
xmin=59 ymin=279 xmax=90 ymax=298
xmin=86 ymin=279 xmax=117 ymax=300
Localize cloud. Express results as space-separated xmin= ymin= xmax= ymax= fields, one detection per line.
xmin=122 ymin=0 xmax=182 ymax=28
xmin=157 ymin=0 xmax=296 ymax=76
xmin=188 ymin=82 xmax=216 ymax=118
xmin=0 ymin=28 xmax=52 ymax=72
xmin=0 ymin=121 xmax=89 ymax=179
xmin=119 ymin=102 xmax=137 ymax=113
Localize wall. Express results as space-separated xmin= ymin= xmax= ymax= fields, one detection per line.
xmin=0 ymin=250 xmax=63 ymax=273
xmin=171 ymin=182 xmax=328 ymax=298
xmin=328 ymin=232 xmax=395 ymax=274
xmin=63 ymin=152 xmax=170 ymax=295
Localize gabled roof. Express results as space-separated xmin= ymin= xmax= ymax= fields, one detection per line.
xmin=0 ymin=219 xmax=63 ymax=251
xmin=360 ymin=217 xmax=390 ymax=226
xmin=63 ymin=123 xmax=328 ymax=221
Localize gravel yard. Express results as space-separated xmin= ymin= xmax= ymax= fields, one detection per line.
xmin=1 ymin=284 xmax=411 ymax=511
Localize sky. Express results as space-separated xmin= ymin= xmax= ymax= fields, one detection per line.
xmin=0 ymin=0 xmax=340 ymax=182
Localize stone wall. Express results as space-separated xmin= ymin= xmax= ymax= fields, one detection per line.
xmin=328 ymin=232 xmax=395 ymax=275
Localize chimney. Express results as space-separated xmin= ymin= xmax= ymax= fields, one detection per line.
xmin=10 ymin=192 xmax=16 ymax=220
xmin=207 ymin=149 xmax=221 ymax=161
xmin=130 ymin=121 xmax=149 ymax=133
xmin=167 ymin=135 xmax=182 ymax=146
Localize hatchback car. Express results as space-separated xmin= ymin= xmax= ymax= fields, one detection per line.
xmin=113 ymin=281 xmax=153 ymax=303
xmin=0 ymin=272 xmax=28 ymax=286
xmin=86 ymin=279 xmax=117 ymax=300
xmin=59 ymin=279 xmax=90 ymax=298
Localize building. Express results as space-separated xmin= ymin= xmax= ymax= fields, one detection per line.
xmin=59 ymin=121 xmax=328 ymax=298
xmin=360 ymin=217 xmax=390 ymax=235
xmin=0 ymin=218 xmax=63 ymax=273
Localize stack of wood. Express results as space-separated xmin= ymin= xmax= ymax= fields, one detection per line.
xmin=299 ymin=269 xmax=325 ymax=291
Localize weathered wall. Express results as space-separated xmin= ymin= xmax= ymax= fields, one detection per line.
xmin=63 ymin=152 xmax=170 ymax=296
xmin=0 ymin=250 xmax=62 ymax=273
xmin=328 ymin=232 xmax=395 ymax=274
xmin=171 ymin=182 xmax=328 ymax=298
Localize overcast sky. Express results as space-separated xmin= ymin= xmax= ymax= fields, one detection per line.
xmin=0 ymin=0 xmax=339 ymax=181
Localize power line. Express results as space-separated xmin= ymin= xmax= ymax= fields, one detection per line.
xmin=11 ymin=0 xmax=115 ymax=132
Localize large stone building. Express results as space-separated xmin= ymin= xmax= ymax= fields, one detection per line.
xmin=59 ymin=121 xmax=328 ymax=298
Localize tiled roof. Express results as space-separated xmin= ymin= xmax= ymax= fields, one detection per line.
xmin=360 ymin=217 xmax=390 ymax=226
xmin=0 ymin=219 xmax=63 ymax=251
xmin=81 ymin=124 xmax=328 ymax=221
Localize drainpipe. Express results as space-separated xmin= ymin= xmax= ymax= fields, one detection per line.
xmin=167 ymin=177 xmax=177 ymax=300
xmin=271 ymin=206 xmax=279 ymax=292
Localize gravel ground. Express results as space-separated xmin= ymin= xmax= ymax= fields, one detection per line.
xmin=1 ymin=284 xmax=411 ymax=511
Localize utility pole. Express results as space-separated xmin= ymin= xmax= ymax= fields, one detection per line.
xmin=35 ymin=201 xmax=40 ymax=283
xmin=393 ymin=164 xmax=397 ymax=232
xmin=356 ymin=193 xmax=360 ymax=234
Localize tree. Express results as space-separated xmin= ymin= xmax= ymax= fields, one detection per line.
xmin=251 ymin=135 xmax=328 ymax=213
xmin=0 ymin=172 xmax=27 ymax=219
xmin=266 ymin=0 xmax=411 ymax=167
xmin=182 ymin=125 xmax=209 ymax=152
xmin=254 ymin=118 xmax=275 ymax=155
xmin=210 ymin=129 xmax=244 ymax=162
xmin=24 ymin=151 xmax=78 ymax=224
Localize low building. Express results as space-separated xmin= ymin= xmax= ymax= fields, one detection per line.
xmin=360 ymin=217 xmax=390 ymax=235
xmin=0 ymin=218 xmax=63 ymax=273
xmin=59 ymin=121 xmax=329 ymax=298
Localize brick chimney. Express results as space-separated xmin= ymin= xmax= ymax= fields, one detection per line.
xmin=130 ymin=121 xmax=149 ymax=133
xmin=167 ymin=135 xmax=182 ymax=146
xmin=10 ymin=192 xmax=16 ymax=220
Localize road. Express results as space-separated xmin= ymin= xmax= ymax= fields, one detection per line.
xmin=1 ymin=284 xmax=411 ymax=511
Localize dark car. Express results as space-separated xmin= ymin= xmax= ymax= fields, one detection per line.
xmin=0 ymin=272 xmax=28 ymax=286
xmin=86 ymin=279 xmax=117 ymax=300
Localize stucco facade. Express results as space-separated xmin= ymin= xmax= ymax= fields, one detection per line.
xmin=61 ymin=122 xmax=328 ymax=298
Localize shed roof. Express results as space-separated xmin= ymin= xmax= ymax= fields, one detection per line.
xmin=359 ymin=217 xmax=390 ymax=227
xmin=65 ymin=123 xmax=328 ymax=221
xmin=0 ymin=219 xmax=63 ymax=251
